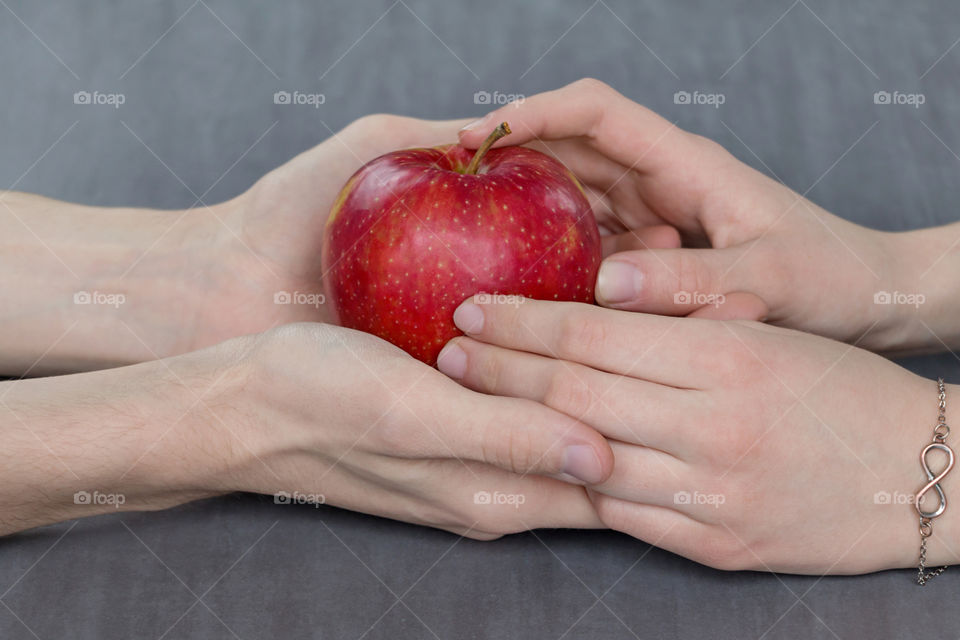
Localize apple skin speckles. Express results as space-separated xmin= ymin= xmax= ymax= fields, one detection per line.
xmin=321 ymin=143 xmax=602 ymax=366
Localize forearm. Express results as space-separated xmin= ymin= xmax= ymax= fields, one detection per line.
xmin=0 ymin=191 xmax=234 ymax=375
xmin=0 ymin=345 xmax=240 ymax=535
xmin=879 ymin=222 xmax=960 ymax=353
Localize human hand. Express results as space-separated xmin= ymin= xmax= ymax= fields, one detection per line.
xmin=0 ymin=116 xmax=482 ymax=375
xmin=201 ymin=323 xmax=612 ymax=539
xmin=221 ymin=112 xmax=678 ymax=343
xmin=1 ymin=321 xmax=613 ymax=537
xmin=0 ymin=107 xmax=683 ymax=375
xmin=188 ymin=115 xmax=478 ymax=346
xmin=459 ymin=79 xmax=960 ymax=352
xmin=436 ymin=297 xmax=959 ymax=572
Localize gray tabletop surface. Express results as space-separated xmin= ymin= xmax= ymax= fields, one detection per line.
xmin=2 ymin=1 xmax=960 ymax=638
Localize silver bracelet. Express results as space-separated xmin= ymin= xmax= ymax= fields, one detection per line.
xmin=915 ymin=378 xmax=954 ymax=585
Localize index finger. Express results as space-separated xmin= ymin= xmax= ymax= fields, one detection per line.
xmin=457 ymin=79 xmax=723 ymax=232
xmin=451 ymin=296 xmax=719 ymax=389
xmin=458 ymin=78 xmax=700 ymax=176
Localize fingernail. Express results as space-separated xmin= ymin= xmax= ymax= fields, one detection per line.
xmin=436 ymin=342 xmax=467 ymax=379
xmin=453 ymin=302 xmax=484 ymax=334
xmin=562 ymin=445 xmax=604 ymax=484
xmin=595 ymin=260 xmax=642 ymax=304
xmin=459 ymin=116 xmax=488 ymax=134
xmin=548 ymin=472 xmax=587 ymax=486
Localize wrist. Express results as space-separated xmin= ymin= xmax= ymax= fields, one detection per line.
xmin=86 ymin=199 xmax=241 ymax=362
xmin=0 ymin=191 xmax=237 ymax=374
xmin=191 ymin=325 xmax=352 ymax=504
xmin=878 ymin=378 xmax=960 ymax=570
xmin=0 ymin=349 xmax=243 ymax=533
xmin=870 ymin=226 xmax=960 ymax=354
xmin=919 ymin=381 xmax=960 ymax=568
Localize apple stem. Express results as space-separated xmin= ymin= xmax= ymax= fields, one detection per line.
xmin=464 ymin=122 xmax=511 ymax=175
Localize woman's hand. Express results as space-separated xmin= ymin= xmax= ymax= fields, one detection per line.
xmin=1 ymin=322 xmax=614 ymax=537
xmin=436 ymin=296 xmax=958 ymax=572
xmin=459 ymin=79 xmax=960 ymax=353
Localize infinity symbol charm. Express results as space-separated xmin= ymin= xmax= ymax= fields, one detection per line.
xmin=915 ymin=442 xmax=955 ymax=520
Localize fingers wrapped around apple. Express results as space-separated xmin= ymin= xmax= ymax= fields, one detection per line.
xmin=322 ymin=121 xmax=607 ymax=365
xmin=319 ymin=80 xmax=956 ymax=573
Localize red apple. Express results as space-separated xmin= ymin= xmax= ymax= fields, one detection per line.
xmin=321 ymin=122 xmax=602 ymax=365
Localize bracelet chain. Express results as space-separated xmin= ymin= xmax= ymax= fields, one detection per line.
xmin=917 ymin=378 xmax=952 ymax=586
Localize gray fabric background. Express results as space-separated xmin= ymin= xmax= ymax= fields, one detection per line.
xmin=3 ymin=1 xmax=960 ymax=637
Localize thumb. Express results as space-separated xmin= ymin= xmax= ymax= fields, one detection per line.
xmin=445 ymin=394 xmax=614 ymax=485
xmin=595 ymin=247 xmax=758 ymax=317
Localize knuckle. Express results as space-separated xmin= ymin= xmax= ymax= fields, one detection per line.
xmin=674 ymin=251 xmax=713 ymax=299
xmin=688 ymin=132 xmax=731 ymax=160
xmin=372 ymin=388 xmax=445 ymax=457
xmin=591 ymin=494 xmax=620 ymax=529
xmin=492 ymin=302 xmax=525 ymax=342
xmin=243 ymin=323 xmax=314 ymax=370
xmin=344 ymin=113 xmax=401 ymax=138
xmin=371 ymin=404 xmax=421 ymax=455
xmin=695 ymin=344 xmax=738 ymax=383
xmin=687 ymin=325 xmax=762 ymax=389
xmin=405 ymin=497 xmax=489 ymax=537
xmin=487 ymin=424 xmax=538 ymax=474
xmin=557 ymin=312 xmax=607 ymax=360
xmin=707 ymin=417 xmax=761 ymax=464
xmin=352 ymin=113 xmax=388 ymax=130
xmin=695 ymin=532 xmax=747 ymax=571
xmin=373 ymin=413 xmax=411 ymax=453
xmin=468 ymin=504 xmax=527 ymax=537
xmin=592 ymin=493 xmax=646 ymax=539
xmin=572 ymin=77 xmax=612 ymax=95
xmin=472 ymin=347 xmax=505 ymax=394
xmin=570 ymin=78 xmax=615 ymax=139
xmin=717 ymin=326 xmax=765 ymax=381
xmin=259 ymin=322 xmax=309 ymax=346
xmin=747 ymin=242 xmax=791 ymax=288
xmin=544 ymin=366 xmax=594 ymax=420
xmin=461 ymin=529 xmax=505 ymax=541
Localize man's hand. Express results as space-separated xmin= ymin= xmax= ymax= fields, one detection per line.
xmin=0 ymin=115 xmax=470 ymax=375
xmin=217 ymin=323 xmax=611 ymax=539
xmin=0 ymin=323 xmax=613 ymax=537
xmin=201 ymin=115 xmax=474 ymax=335
xmin=459 ymin=78 xmax=960 ymax=353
